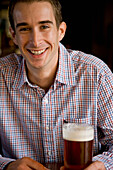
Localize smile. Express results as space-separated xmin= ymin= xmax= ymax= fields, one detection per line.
xmin=28 ymin=48 xmax=47 ymax=55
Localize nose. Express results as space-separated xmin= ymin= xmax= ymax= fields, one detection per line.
xmin=30 ymin=28 xmax=43 ymax=47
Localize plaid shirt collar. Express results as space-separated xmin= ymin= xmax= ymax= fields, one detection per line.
xmin=12 ymin=43 xmax=77 ymax=90
xmin=12 ymin=57 xmax=27 ymax=89
xmin=56 ymin=43 xmax=77 ymax=86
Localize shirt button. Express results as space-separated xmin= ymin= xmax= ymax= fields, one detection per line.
xmin=33 ymin=88 xmax=37 ymax=92
xmin=47 ymin=150 xmax=52 ymax=156
xmin=46 ymin=125 xmax=50 ymax=131
xmin=44 ymin=97 xmax=48 ymax=104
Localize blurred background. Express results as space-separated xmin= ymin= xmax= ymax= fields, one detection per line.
xmin=0 ymin=0 xmax=113 ymax=71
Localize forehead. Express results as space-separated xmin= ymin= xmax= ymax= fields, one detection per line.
xmin=13 ymin=1 xmax=56 ymax=25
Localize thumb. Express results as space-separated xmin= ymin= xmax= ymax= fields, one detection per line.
xmin=60 ymin=166 xmax=65 ymax=170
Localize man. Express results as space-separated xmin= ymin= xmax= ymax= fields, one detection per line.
xmin=0 ymin=0 xmax=112 ymax=169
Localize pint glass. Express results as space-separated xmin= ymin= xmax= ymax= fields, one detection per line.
xmin=63 ymin=123 xmax=94 ymax=170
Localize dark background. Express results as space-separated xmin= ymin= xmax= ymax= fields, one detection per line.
xmin=0 ymin=0 xmax=113 ymax=71
xmin=60 ymin=0 xmax=113 ymax=71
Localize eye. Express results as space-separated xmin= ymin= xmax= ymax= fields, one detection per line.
xmin=19 ymin=27 xmax=31 ymax=32
xmin=40 ymin=25 xmax=49 ymax=30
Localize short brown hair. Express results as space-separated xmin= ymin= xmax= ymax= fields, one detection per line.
xmin=8 ymin=0 xmax=63 ymax=30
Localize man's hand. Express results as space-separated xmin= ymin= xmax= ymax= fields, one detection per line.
xmin=60 ymin=161 xmax=106 ymax=170
xmin=5 ymin=157 xmax=49 ymax=170
xmin=84 ymin=161 xmax=106 ymax=170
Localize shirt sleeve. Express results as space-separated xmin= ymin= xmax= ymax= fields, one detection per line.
xmin=93 ymin=149 xmax=113 ymax=169
xmin=94 ymin=65 xmax=113 ymax=170
xmin=0 ymin=155 xmax=15 ymax=170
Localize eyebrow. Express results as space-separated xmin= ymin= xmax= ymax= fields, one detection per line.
xmin=16 ymin=22 xmax=28 ymax=28
xmin=39 ymin=20 xmax=53 ymax=25
xmin=16 ymin=20 xmax=53 ymax=28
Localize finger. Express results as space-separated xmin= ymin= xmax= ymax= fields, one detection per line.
xmin=84 ymin=161 xmax=106 ymax=170
xmin=60 ymin=166 xmax=65 ymax=170
xmin=24 ymin=158 xmax=48 ymax=170
xmin=84 ymin=163 xmax=96 ymax=170
xmin=20 ymin=157 xmax=49 ymax=170
xmin=5 ymin=160 xmax=33 ymax=170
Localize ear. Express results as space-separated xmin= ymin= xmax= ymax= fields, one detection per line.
xmin=9 ymin=27 xmax=18 ymax=45
xmin=58 ymin=22 xmax=67 ymax=41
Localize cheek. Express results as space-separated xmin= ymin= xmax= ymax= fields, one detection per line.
xmin=16 ymin=34 xmax=28 ymax=49
xmin=44 ymin=29 xmax=59 ymax=43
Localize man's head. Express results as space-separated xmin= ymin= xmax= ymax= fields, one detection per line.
xmin=9 ymin=0 xmax=63 ymax=31
xmin=9 ymin=0 xmax=66 ymax=74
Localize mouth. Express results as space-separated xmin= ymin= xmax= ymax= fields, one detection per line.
xmin=27 ymin=48 xmax=47 ymax=56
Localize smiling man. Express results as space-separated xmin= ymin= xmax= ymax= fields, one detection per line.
xmin=0 ymin=0 xmax=113 ymax=170
xmin=10 ymin=1 xmax=66 ymax=92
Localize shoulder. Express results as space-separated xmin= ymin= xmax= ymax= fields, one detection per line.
xmin=68 ymin=49 xmax=112 ymax=76
xmin=60 ymin=43 xmax=113 ymax=89
xmin=0 ymin=53 xmax=24 ymax=89
xmin=0 ymin=53 xmax=24 ymax=81
xmin=69 ymin=50 xmax=105 ymax=68
xmin=0 ymin=53 xmax=23 ymax=69
xmin=60 ymin=43 xmax=107 ymax=70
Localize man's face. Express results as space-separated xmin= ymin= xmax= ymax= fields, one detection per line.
xmin=11 ymin=1 xmax=66 ymax=72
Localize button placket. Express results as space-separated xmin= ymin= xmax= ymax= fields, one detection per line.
xmin=41 ymin=93 xmax=56 ymax=161
xmin=44 ymin=97 xmax=48 ymax=104
xmin=43 ymin=126 xmax=55 ymax=161
xmin=41 ymin=96 xmax=50 ymax=160
xmin=47 ymin=150 xmax=52 ymax=156
xmin=46 ymin=124 xmax=50 ymax=131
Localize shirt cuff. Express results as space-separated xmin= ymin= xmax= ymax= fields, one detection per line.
xmin=93 ymin=152 xmax=113 ymax=170
xmin=0 ymin=157 xmax=15 ymax=170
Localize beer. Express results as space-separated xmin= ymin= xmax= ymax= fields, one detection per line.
xmin=63 ymin=123 xmax=94 ymax=170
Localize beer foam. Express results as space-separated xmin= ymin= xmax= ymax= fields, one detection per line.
xmin=63 ymin=123 xmax=94 ymax=142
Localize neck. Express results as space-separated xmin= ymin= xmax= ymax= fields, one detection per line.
xmin=26 ymin=59 xmax=59 ymax=93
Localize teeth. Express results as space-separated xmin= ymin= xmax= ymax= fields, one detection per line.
xmin=30 ymin=49 xmax=46 ymax=55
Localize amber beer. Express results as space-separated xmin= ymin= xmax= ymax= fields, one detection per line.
xmin=63 ymin=123 xmax=94 ymax=170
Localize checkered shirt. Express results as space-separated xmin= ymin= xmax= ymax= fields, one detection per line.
xmin=0 ymin=43 xmax=113 ymax=169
